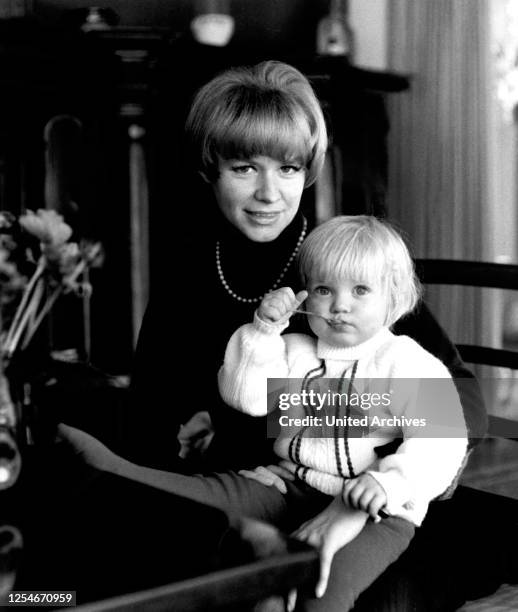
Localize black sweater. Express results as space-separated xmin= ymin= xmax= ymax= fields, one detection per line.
xmin=124 ymin=211 xmax=486 ymax=471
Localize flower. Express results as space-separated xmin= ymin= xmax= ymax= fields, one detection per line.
xmin=0 ymin=209 xmax=103 ymax=363
xmin=19 ymin=209 xmax=72 ymax=247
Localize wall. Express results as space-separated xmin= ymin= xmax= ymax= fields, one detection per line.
xmin=350 ymin=0 xmax=388 ymax=70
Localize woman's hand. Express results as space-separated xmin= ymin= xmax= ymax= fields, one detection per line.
xmin=177 ymin=411 xmax=215 ymax=459
xmin=257 ymin=288 xmax=308 ymax=325
xmin=238 ymin=463 xmax=296 ymax=494
xmin=292 ymin=496 xmax=368 ymax=598
xmin=342 ymin=473 xmax=387 ymax=521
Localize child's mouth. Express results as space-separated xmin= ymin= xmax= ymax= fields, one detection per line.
xmin=328 ymin=319 xmax=353 ymax=328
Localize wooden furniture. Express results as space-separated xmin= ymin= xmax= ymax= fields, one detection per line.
xmin=74 ymin=532 xmax=318 ymax=612
xmin=413 ymin=258 xmax=518 ymax=611
xmin=6 ymin=443 xmax=319 ymax=611
xmin=415 ymin=258 xmax=518 ymax=441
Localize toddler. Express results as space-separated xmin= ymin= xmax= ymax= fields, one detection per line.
xmin=218 ymin=215 xmax=468 ymax=606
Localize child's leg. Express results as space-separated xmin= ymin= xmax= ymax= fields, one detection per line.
xmin=299 ymin=517 xmax=415 ymax=612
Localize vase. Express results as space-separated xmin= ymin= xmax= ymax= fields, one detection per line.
xmin=0 ymin=373 xmax=21 ymax=490
xmin=316 ymin=0 xmax=355 ymax=58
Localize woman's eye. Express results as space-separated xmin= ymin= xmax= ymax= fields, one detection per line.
xmin=280 ymin=164 xmax=302 ymax=175
xmin=354 ymin=285 xmax=370 ymax=296
xmin=232 ymin=165 xmax=254 ymax=174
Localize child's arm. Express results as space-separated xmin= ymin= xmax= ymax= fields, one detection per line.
xmin=218 ymin=288 xmax=307 ymax=416
xmin=364 ymin=350 xmax=468 ymax=524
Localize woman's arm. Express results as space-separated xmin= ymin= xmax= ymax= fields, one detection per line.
xmin=292 ymin=495 xmax=369 ymax=598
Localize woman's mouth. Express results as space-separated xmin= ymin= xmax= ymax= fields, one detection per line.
xmin=245 ymin=211 xmax=281 ymax=224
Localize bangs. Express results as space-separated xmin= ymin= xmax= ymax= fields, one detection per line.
xmin=208 ymin=89 xmax=314 ymax=166
xmin=298 ymin=215 xmax=422 ymax=326
xmin=300 ymin=223 xmax=389 ymax=289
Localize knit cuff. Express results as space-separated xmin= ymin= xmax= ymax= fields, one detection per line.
xmin=366 ymin=469 xmax=414 ymax=516
xmin=253 ymin=310 xmax=290 ymax=335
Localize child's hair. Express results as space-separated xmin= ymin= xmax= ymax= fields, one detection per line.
xmin=185 ymin=60 xmax=327 ymax=187
xmin=298 ymin=215 xmax=422 ymax=326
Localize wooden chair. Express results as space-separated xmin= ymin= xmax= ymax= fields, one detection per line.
xmin=414 ymin=258 xmax=518 ymax=611
xmin=415 ymin=258 xmax=518 ymax=441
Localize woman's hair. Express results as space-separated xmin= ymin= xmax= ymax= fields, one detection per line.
xmin=298 ymin=215 xmax=422 ymax=326
xmin=185 ymin=60 xmax=327 ymax=187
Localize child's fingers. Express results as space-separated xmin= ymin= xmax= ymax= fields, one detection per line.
xmin=367 ymin=495 xmax=387 ymax=521
xmin=294 ymin=289 xmax=308 ymax=306
xmin=357 ymin=489 xmax=377 ymax=512
xmin=342 ymin=481 xmax=363 ymax=508
xmin=260 ymin=288 xmax=299 ymax=322
xmin=342 ymin=478 xmax=358 ymax=497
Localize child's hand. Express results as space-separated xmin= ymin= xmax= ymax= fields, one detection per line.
xmin=342 ymin=473 xmax=387 ymax=522
xmin=257 ymin=288 xmax=308 ymax=325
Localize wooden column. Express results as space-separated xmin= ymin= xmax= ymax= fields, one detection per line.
xmin=126 ymin=117 xmax=150 ymax=348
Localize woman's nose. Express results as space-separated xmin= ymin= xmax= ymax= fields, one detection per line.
xmin=254 ymin=173 xmax=280 ymax=203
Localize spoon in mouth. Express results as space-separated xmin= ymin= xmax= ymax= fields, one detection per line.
xmin=293 ymin=308 xmax=334 ymax=323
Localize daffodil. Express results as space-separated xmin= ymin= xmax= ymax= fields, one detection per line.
xmin=1 ymin=210 xmax=102 ymax=361
xmin=19 ymin=209 xmax=72 ymax=248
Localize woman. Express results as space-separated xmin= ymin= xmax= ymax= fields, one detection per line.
xmin=62 ymin=61 xmax=486 ymax=610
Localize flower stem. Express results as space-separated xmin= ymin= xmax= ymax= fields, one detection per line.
xmin=4 ymin=258 xmax=45 ymax=351
xmin=20 ymin=285 xmax=63 ymax=351
xmin=4 ymin=278 xmax=45 ymax=358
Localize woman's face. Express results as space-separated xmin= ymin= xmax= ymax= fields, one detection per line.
xmin=211 ymin=156 xmax=306 ymax=242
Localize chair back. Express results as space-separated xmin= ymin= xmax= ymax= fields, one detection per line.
xmin=415 ymin=258 xmax=518 ymax=439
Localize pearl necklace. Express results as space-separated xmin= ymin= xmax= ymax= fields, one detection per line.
xmin=216 ymin=217 xmax=308 ymax=303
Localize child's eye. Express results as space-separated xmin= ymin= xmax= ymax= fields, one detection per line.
xmin=314 ymin=286 xmax=331 ymax=296
xmin=354 ymin=285 xmax=370 ymax=296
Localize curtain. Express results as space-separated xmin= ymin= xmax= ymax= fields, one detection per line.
xmin=386 ymin=0 xmax=492 ymax=350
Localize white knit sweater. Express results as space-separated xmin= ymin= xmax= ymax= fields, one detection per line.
xmin=218 ymin=313 xmax=468 ymax=526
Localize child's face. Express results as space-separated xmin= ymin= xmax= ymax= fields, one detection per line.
xmin=305 ymin=275 xmax=388 ymax=348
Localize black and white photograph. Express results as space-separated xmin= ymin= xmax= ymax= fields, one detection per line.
xmin=0 ymin=1 xmax=517 ymax=610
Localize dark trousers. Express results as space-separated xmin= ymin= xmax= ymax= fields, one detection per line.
xmin=117 ymin=465 xmax=415 ymax=612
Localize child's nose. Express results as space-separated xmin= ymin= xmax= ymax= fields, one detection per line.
xmin=331 ymin=292 xmax=352 ymax=312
